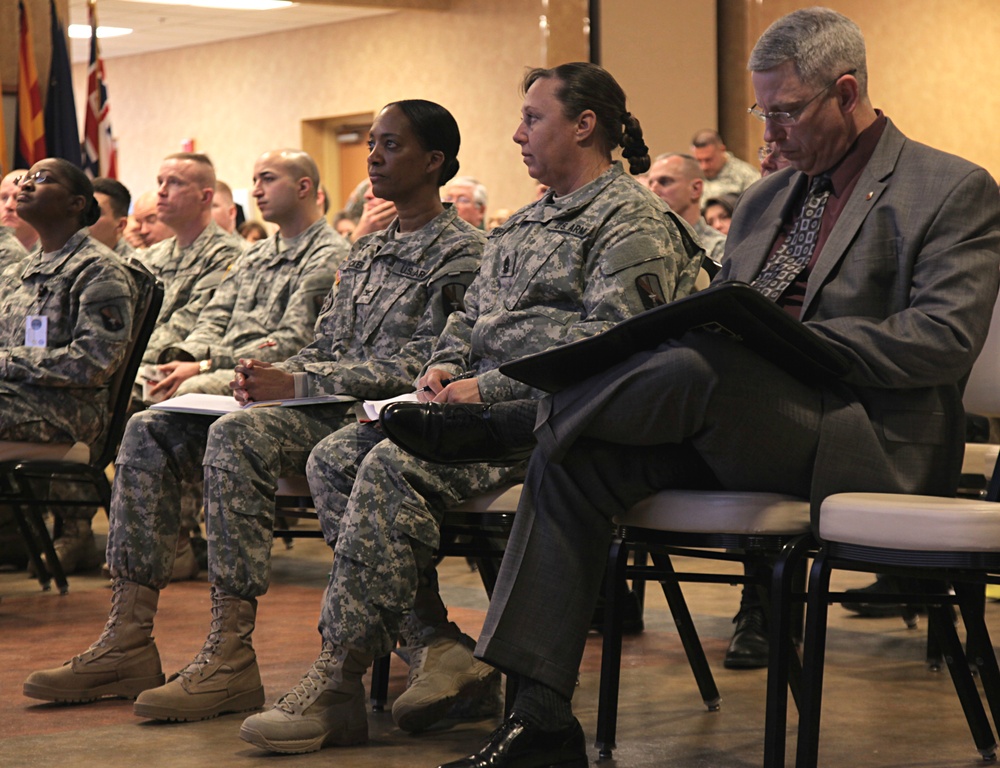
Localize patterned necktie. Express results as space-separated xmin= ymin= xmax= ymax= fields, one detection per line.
xmin=751 ymin=174 xmax=832 ymax=301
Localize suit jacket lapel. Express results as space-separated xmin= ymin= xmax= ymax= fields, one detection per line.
xmin=801 ymin=120 xmax=907 ymax=315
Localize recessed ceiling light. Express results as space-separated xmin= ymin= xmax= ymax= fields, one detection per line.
xmin=68 ymin=23 xmax=134 ymax=38
xmin=123 ymin=0 xmax=296 ymax=10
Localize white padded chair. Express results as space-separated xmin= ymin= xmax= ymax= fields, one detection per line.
xmin=794 ymin=289 xmax=1000 ymax=768
xmin=597 ymin=489 xmax=811 ymax=766
xmin=796 ymin=490 xmax=1000 ymax=767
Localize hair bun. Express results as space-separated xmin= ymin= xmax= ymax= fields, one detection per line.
xmin=621 ymin=113 xmax=650 ymax=174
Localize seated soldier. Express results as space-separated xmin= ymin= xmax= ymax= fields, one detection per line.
xmin=139 ymin=149 xmax=348 ymax=581
xmin=0 ymin=159 xmax=136 ymax=488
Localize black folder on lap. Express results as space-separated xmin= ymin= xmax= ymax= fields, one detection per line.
xmin=499 ymin=281 xmax=850 ymax=393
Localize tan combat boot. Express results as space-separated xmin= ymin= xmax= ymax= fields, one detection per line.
xmin=392 ymin=635 xmax=500 ymax=733
xmin=133 ymin=586 xmax=265 ymax=721
xmin=23 ymin=579 xmax=164 ymax=702
xmin=239 ymin=642 xmax=371 ymax=754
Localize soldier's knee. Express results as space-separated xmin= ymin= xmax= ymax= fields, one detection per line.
xmin=115 ymin=410 xmax=172 ymax=466
xmin=203 ymin=410 xmax=258 ymax=465
xmin=355 ymin=439 xmax=407 ymax=482
xmin=306 ymin=436 xmax=354 ymax=482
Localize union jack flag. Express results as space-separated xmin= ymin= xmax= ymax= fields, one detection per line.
xmin=82 ymin=0 xmax=116 ymax=179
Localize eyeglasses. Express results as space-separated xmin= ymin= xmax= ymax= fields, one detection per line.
xmin=14 ymin=171 xmax=62 ymax=187
xmin=748 ymin=70 xmax=857 ymax=126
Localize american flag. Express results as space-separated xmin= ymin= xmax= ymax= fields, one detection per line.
xmin=82 ymin=0 xmax=117 ymax=179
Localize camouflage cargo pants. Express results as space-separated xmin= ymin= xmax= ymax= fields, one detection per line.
xmin=201 ymin=404 xmax=366 ymax=597
xmin=107 ymin=404 xmax=354 ymax=591
xmin=306 ymin=434 xmax=526 ymax=658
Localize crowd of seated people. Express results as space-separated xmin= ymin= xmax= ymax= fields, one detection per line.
xmin=6 ymin=7 xmax=1000 ymax=767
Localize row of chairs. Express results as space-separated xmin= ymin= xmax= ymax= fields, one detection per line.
xmin=6 ymin=257 xmax=1000 ymax=766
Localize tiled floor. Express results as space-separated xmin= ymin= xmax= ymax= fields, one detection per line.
xmin=2 ymin=514 xmax=998 ymax=768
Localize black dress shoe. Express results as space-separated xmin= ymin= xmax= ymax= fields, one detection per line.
xmin=724 ymin=605 xmax=769 ymax=669
xmin=438 ymin=714 xmax=587 ymax=768
xmin=380 ymin=402 xmax=535 ymax=465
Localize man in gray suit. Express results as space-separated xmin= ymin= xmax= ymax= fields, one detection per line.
xmin=379 ymin=8 xmax=1000 ymax=767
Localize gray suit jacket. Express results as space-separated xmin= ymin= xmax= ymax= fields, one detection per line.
xmin=721 ymin=120 xmax=1000 ymax=522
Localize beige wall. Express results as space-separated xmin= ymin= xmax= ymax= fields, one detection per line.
xmin=58 ymin=0 xmax=712 ymax=215
xmin=601 ymin=0 xmax=719 ymax=161
xmin=14 ymin=1 xmax=996 ymax=210
xmin=720 ymin=0 xmax=1000 ymax=181
xmin=70 ymin=0 xmax=552 ymax=214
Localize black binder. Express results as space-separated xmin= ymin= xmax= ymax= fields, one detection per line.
xmin=499 ymin=281 xmax=850 ymax=393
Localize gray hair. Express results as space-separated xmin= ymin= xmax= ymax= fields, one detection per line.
xmin=447 ymin=176 xmax=488 ymax=208
xmin=748 ymin=7 xmax=868 ymax=99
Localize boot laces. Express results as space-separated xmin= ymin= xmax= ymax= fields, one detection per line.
xmin=89 ymin=579 xmax=129 ymax=650
xmin=733 ymin=605 xmax=767 ymax=634
xmin=404 ymin=645 xmax=430 ymax=687
xmin=176 ymin=600 xmax=226 ymax=680
xmin=274 ymin=643 xmax=341 ymax=714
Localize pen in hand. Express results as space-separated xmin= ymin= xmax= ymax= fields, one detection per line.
xmin=419 ymin=371 xmax=476 ymax=393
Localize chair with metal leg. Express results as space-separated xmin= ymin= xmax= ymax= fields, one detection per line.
xmin=596 ymin=489 xmax=812 ymax=767
xmin=796 ymin=484 xmax=1000 ymax=767
xmin=794 ymin=290 xmax=1000 ymax=767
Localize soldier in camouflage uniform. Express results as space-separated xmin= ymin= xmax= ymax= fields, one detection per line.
xmin=110 ymin=154 xmax=244 ymax=574
xmin=23 ymin=102 xmax=484 ymax=729
xmin=0 ymin=159 xmax=136 ymax=456
xmin=140 ymin=150 xmax=348 ymax=581
xmin=138 ymin=153 xmax=242 ymax=368
xmin=648 ymin=153 xmax=728 ymax=268
xmin=0 ymin=161 xmax=137 ymax=588
xmin=231 ymin=65 xmax=703 ymax=755
xmin=0 ymin=219 xmax=29 ymax=567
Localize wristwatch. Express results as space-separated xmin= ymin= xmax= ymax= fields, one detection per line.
xmin=199 ymin=359 xmax=211 ymax=374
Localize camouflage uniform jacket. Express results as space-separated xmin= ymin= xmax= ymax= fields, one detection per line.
xmin=702 ymin=152 xmax=760 ymax=204
xmin=0 ymin=229 xmax=136 ymax=444
xmin=425 ymin=162 xmax=704 ymax=403
xmin=140 ymin=220 xmax=241 ymax=364
xmin=0 ymin=226 xmax=29 ymax=264
xmin=277 ymin=206 xmax=483 ymax=400
xmin=162 ymin=218 xmax=347 ymax=370
xmin=113 ymin=237 xmax=136 ymax=260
